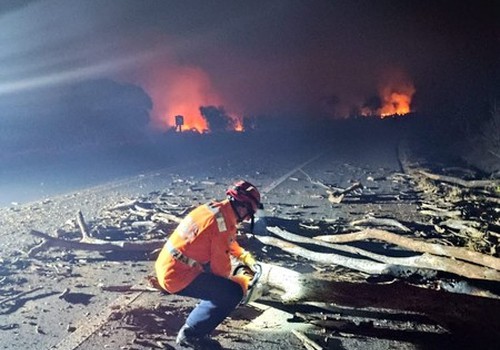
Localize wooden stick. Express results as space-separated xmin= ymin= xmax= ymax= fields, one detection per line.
xmin=99 ymin=285 xmax=160 ymax=292
xmin=314 ymin=228 xmax=500 ymax=271
xmin=152 ymin=211 xmax=182 ymax=224
xmin=107 ymin=199 xmax=139 ymax=211
xmin=298 ymin=169 xmax=340 ymax=191
xmin=76 ymin=210 xmax=90 ymax=240
xmin=27 ymin=240 xmax=50 ymax=257
xmin=350 ymin=217 xmax=411 ymax=232
xmin=0 ymin=287 xmax=43 ymax=305
xmin=291 ymin=330 xmax=323 ymax=350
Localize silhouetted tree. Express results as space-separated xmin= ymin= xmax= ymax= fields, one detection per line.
xmin=199 ymin=105 xmax=234 ymax=132
xmin=63 ymin=79 xmax=152 ymax=144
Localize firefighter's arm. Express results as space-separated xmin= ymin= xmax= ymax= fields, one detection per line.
xmin=229 ymin=240 xmax=257 ymax=268
xmin=239 ymin=250 xmax=256 ymax=268
xmin=229 ymin=239 xmax=244 ymax=257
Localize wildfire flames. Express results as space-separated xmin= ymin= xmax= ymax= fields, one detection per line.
xmin=362 ymin=70 xmax=416 ymax=118
xmin=133 ymin=57 xmax=414 ymax=128
xmin=137 ymin=64 xmax=243 ymax=133
xmin=233 ymin=119 xmax=244 ymax=132
xmin=379 ymin=82 xmax=415 ymax=117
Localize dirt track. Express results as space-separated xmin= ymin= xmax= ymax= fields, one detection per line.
xmin=1 ymin=131 xmax=498 ymax=350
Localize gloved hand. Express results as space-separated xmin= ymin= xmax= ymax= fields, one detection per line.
xmin=230 ymin=274 xmax=252 ymax=295
xmin=239 ymin=251 xmax=256 ymax=270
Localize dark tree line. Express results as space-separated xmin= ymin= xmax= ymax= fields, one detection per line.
xmin=0 ymin=79 xmax=152 ymax=155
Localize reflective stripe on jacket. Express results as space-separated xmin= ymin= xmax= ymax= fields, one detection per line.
xmin=155 ymin=199 xmax=245 ymax=293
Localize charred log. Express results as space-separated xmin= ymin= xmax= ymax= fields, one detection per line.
xmin=259 ymin=263 xmax=500 ymax=343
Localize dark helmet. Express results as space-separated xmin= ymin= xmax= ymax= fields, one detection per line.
xmin=226 ymin=180 xmax=263 ymax=215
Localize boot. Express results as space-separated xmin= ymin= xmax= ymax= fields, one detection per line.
xmin=176 ymin=324 xmax=222 ymax=349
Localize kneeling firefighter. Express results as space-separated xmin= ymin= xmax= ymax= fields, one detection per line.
xmin=155 ymin=180 xmax=263 ymax=349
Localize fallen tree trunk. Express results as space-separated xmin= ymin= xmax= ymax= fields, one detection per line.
xmin=258 ymin=263 xmax=500 ymax=343
xmin=99 ymin=261 xmax=500 ymax=340
xmin=260 ymin=231 xmax=500 ymax=281
xmin=313 ymin=228 xmax=500 ymax=271
xmin=28 ymin=230 xmax=164 ymax=257
xmin=417 ymin=170 xmax=500 ymax=189
xmin=257 ymin=235 xmax=436 ymax=278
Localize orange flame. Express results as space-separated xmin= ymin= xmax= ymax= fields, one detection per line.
xmin=146 ymin=65 xmax=222 ymax=132
xmin=232 ymin=115 xmax=244 ymax=132
xmin=361 ymin=69 xmax=416 ymax=118
xmin=113 ymin=36 xmax=244 ymax=133
xmin=378 ymin=69 xmax=415 ymax=118
xmin=141 ymin=66 xmax=247 ymax=133
xmin=379 ymin=83 xmax=415 ymax=117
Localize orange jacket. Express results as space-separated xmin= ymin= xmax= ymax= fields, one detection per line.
xmin=155 ymin=199 xmax=246 ymax=293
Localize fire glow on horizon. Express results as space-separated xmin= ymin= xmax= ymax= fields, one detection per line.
xmin=140 ymin=61 xmax=416 ymax=130
xmin=139 ymin=64 xmax=244 ymax=133
xmin=379 ymin=82 xmax=416 ymax=117
xmin=361 ymin=70 xmax=416 ymax=118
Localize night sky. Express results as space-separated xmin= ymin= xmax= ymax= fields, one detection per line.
xmin=0 ymin=0 xmax=498 ymax=138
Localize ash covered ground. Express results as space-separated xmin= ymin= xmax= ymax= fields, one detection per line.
xmin=1 ymin=124 xmax=499 ymax=350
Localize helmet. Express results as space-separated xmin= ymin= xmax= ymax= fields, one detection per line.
xmin=226 ymin=180 xmax=263 ymax=214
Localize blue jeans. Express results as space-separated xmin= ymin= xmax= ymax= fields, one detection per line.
xmin=176 ymin=272 xmax=244 ymax=335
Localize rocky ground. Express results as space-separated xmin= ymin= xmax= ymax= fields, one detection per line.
xmin=1 ymin=129 xmax=499 ymax=350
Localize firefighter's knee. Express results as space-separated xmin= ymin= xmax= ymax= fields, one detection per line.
xmin=225 ymin=277 xmax=245 ymax=307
